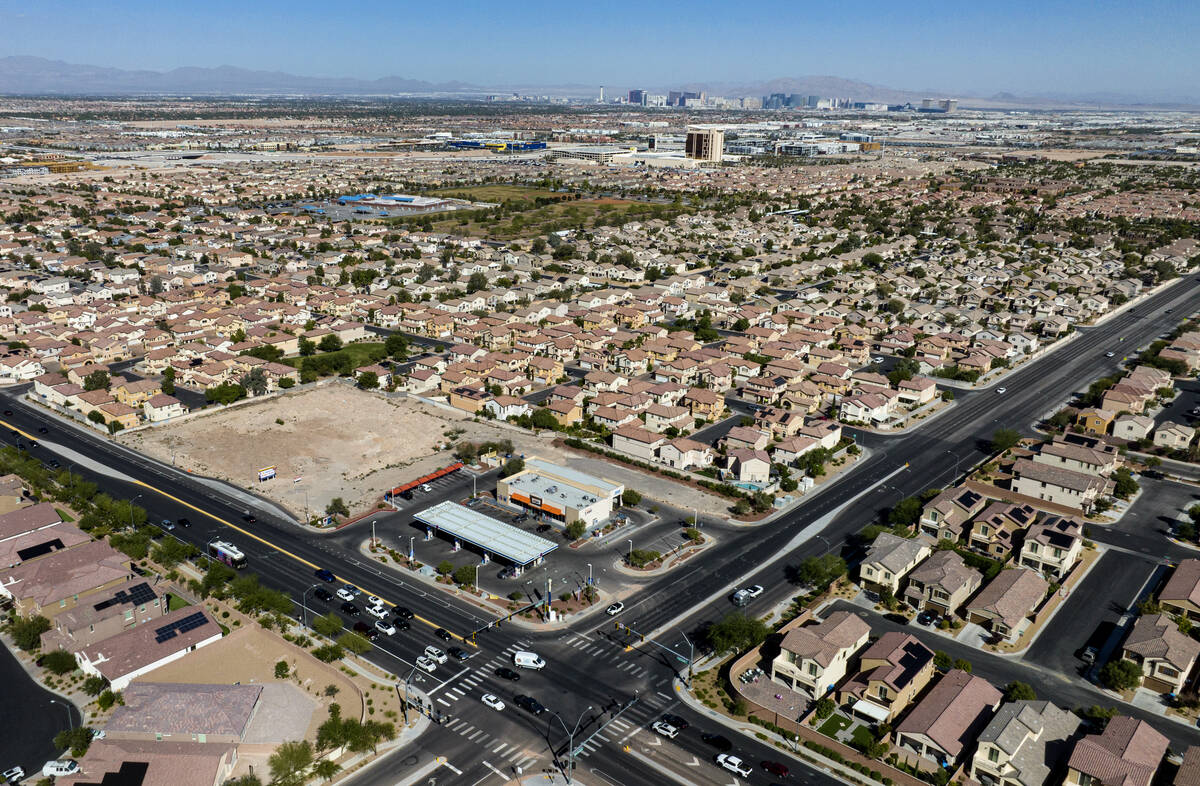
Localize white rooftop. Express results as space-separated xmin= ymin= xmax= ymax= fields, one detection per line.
xmin=413 ymin=500 xmax=558 ymax=566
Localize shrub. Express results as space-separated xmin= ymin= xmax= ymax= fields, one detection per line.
xmin=97 ymin=690 xmax=119 ymax=711
xmin=274 ymin=660 xmax=290 ymax=679
xmin=312 ymin=644 xmax=345 ymax=663
xmin=42 ymin=649 xmax=78 ymax=675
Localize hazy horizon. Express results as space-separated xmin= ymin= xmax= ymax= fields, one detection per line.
xmin=0 ymin=0 xmax=1196 ymax=102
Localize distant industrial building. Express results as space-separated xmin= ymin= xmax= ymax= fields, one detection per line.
xmin=446 ymin=139 xmax=546 ymax=152
xmin=550 ymin=145 xmax=637 ymax=165
xmin=668 ymin=90 xmax=704 ymax=107
xmin=685 ymin=127 xmax=724 ymax=162
xmin=920 ymin=98 xmax=959 ymax=113
xmin=335 ymin=194 xmax=454 ymax=213
xmin=496 ymin=457 xmax=624 ymax=527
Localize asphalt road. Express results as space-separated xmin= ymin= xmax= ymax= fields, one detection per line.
xmin=1 ymin=278 xmax=1200 ymax=780
xmin=0 ymin=638 xmax=82 ymax=776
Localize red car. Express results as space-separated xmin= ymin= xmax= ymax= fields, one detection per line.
xmin=762 ymin=760 xmax=790 ymax=777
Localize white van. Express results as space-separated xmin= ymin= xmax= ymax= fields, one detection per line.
xmin=512 ymin=650 xmax=546 ymax=670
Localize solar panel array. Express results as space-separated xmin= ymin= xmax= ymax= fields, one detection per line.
xmin=153 ymin=611 xmax=208 ymax=644
xmin=93 ymin=582 xmax=156 ymax=612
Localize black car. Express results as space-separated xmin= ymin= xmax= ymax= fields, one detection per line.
xmin=917 ymin=610 xmax=938 ymax=626
xmin=495 ymin=667 xmax=521 ymax=681
xmin=340 ymin=602 xmax=360 ymax=616
xmin=448 ymin=646 xmax=470 ymax=660
xmin=178 ymin=517 xmax=191 ymax=528
xmin=394 ymin=606 xmax=414 ymax=620
xmin=514 ymin=694 xmax=545 ymax=715
xmin=435 ymin=627 xmax=452 ymax=641
xmin=2 ymin=410 xmax=10 ymax=416
xmin=352 ymin=621 xmax=379 ymax=641
xmin=242 ymin=513 xmax=257 ymax=523
xmin=661 ymin=713 xmax=690 ymax=730
xmin=37 ymin=427 xmax=47 ymax=434
xmin=46 ymin=459 xmax=60 ymax=469
xmin=392 ymin=618 xmax=411 ymax=631
xmin=701 ymin=732 xmax=733 ymax=752
xmin=314 ymin=568 xmax=336 ymax=582
xmin=314 ymin=588 xmax=334 ymax=603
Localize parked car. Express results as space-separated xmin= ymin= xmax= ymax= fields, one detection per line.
xmin=917 ymin=610 xmax=937 ymax=626
xmin=652 ymin=721 xmax=679 ymax=739
xmin=160 ymin=519 xmax=175 ymax=531
xmin=1081 ymin=646 xmax=1099 ymax=664
xmin=3 ymin=767 xmax=24 ymax=784
xmin=716 ymin=754 xmax=752 ymax=777
xmin=313 ymin=588 xmax=334 ymax=603
xmin=481 ymin=693 xmax=505 ymax=711
xmin=314 ymin=569 xmax=335 ymax=582
xmin=42 ymin=761 xmax=79 ymax=778
xmin=606 ymin=602 xmax=625 ymax=616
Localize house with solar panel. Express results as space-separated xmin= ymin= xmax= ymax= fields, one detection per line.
xmin=75 ymin=606 xmax=222 ymax=691
xmin=41 ymin=578 xmax=166 ymax=651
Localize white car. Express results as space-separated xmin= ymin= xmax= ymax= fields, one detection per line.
xmin=716 ymin=754 xmax=752 ymax=777
xmin=652 ymin=721 xmax=679 ymax=739
xmin=606 ymin=602 xmax=624 ymax=616
xmin=3 ymin=767 xmax=24 ymax=784
xmin=872 ymin=356 xmax=885 ymax=363
xmin=336 ymin=587 xmax=356 ymax=602
xmin=42 ymin=761 xmax=79 ymax=778
xmin=481 ymin=693 xmax=505 ymax=711
xmin=367 ymin=604 xmax=389 ymax=619
xmin=996 ymin=387 xmax=1007 ymax=394
xmin=1105 ymin=351 xmax=1115 ymax=358
xmin=415 ymin=655 xmax=437 ymax=673
xmin=375 ymin=620 xmax=397 ymax=636
xmin=366 ymin=595 xmax=382 ymax=607
xmin=743 ymin=584 xmax=764 ymax=599
xmin=424 ymin=645 xmax=448 ymax=664
xmin=420 ymin=483 xmax=433 ymax=493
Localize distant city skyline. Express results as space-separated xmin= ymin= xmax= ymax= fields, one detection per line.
xmin=0 ymin=0 xmax=1196 ymax=101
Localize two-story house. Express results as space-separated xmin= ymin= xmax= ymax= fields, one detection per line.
xmin=1121 ymin=613 xmax=1200 ymax=695
xmin=769 ymin=611 xmax=871 ymax=699
xmin=1064 ymin=717 xmax=1166 ymax=786
xmin=968 ymin=502 xmax=1037 ymax=559
xmin=1018 ymin=515 xmax=1083 ymax=580
xmin=902 ymin=550 xmax=984 ymax=616
xmin=919 ymin=487 xmax=987 ymax=542
xmin=895 ymin=669 xmax=1002 ymax=768
xmin=1010 ymin=459 xmax=1113 ymax=513
xmin=837 ymin=632 xmax=935 ymax=724
xmin=969 ymin=701 xmax=1082 ymax=786
xmin=859 ymin=533 xmax=931 ymax=595
xmin=966 ymin=568 xmax=1049 ymax=643
xmin=1159 ymin=558 xmax=1200 ymax=622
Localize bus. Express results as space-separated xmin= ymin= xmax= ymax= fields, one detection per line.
xmin=208 ymin=541 xmax=247 ymax=569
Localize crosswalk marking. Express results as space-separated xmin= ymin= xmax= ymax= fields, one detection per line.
xmin=493 ymin=742 xmax=509 ymax=755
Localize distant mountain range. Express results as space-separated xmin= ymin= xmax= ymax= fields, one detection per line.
xmin=0 ymin=56 xmax=1194 ymax=109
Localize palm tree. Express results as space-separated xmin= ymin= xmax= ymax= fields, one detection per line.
xmin=313 ymin=759 xmax=342 ymax=783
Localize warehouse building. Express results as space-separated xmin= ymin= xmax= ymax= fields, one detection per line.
xmin=496 ymin=457 xmax=623 ymax=527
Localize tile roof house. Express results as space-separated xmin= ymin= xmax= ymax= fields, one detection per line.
xmin=968 ymin=502 xmax=1037 ymax=559
xmin=1010 ymin=458 xmax=1113 ymax=514
xmin=919 ymin=486 xmax=988 ymax=542
xmin=837 ymin=631 xmax=935 ymax=724
xmin=1159 ymin=558 xmax=1200 ymax=622
xmin=968 ymin=701 xmax=1082 ymax=786
xmin=57 ymin=739 xmax=237 ymax=786
xmin=770 ymin=610 xmax=870 ymax=699
xmin=1018 ymin=515 xmax=1084 ymax=580
xmin=0 ymin=538 xmax=132 ymax=618
xmin=76 ymin=606 xmax=222 ymax=691
xmin=1064 ymin=716 xmax=1167 ymax=786
xmin=106 ymin=682 xmax=263 ymax=743
xmin=1175 ymin=746 xmax=1200 ymax=786
xmin=895 ymin=669 xmax=1002 ymax=767
xmin=966 ymin=568 xmax=1049 ymax=643
xmin=1121 ymin=613 xmax=1200 ymax=694
xmin=860 ymin=532 xmax=932 ymax=594
xmin=41 ymin=578 xmax=165 ymax=651
xmin=902 ymin=549 xmax=984 ymax=615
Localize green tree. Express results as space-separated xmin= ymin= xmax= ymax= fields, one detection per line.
xmin=954 ymin=658 xmax=973 ymax=673
xmin=1112 ymin=467 xmax=1139 ymax=500
xmin=621 ymin=489 xmax=642 ymax=506
xmin=357 ymin=371 xmax=379 ymax=390
xmin=565 ymin=520 xmax=587 ymax=540
xmin=499 ymin=457 xmax=524 ymax=478
xmin=8 ymin=614 xmax=51 ymax=650
xmin=991 ymin=428 xmax=1022 ymax=453
xmin=205 ymin=382 xmax=247 ymax=405
xmin=274 ymin=660 xmax=290 ymax=679
xmin=530 ymin=408 xmax=559 ymax=430
xmin=814 ymin=696 xmax=836 ymax=720
xmin=240 ymin=367 xmax=269 ymax=396
xmin=1100 ymin=659 xmax=1142 ymax=691
xmin=83 ymin=370 xmax=110 ymax=391
xmin=42 ymin=649 xmax=78 ymax=674
xmin=82 ymin=675 xmax=109 ymax=695
xmin=452 ymin=565 xmax=476 ymax=587
xmin=161 ymin=366 xmax=175 ymax=395
xmin=53 ymin=726 xmax=94 ymax=758
xmin=268 ymin=739 xmax=314 ymax=786
xmin=313 ymin=612 xmax=344 ymax=638
xmin=795 ymin=554 xmax=847 ymax=588
xmin=888 ymin=496 xmax=923 ymax=527
xmin=706 ymin=612 xmax=770 ymax=655
xmin=384 ymin=332 xmax=408 ymax=358
xmin=336 ymin=632 xmax=371 ymax=655
xmin=933 ymin=650 xmax=953 ymax=672
xmin=436 ymin=560 xmax=454 ymax=576
xmin=627 ymin=549 xmax=660 ymax=568
xmin=298 ymin=337 xmax=316 ymax=356
xmin=1005 ymin=681 xmax=1038 ymax=701
xmin=313 ymin=759 xmax=342 ymax=783
xmin=467 ymin=272 xmax=488 ymax=292
xmin=325 ymin=497 xmax=349 ymax=517
xmin=318 ymin=334 xmax=343 ymax=352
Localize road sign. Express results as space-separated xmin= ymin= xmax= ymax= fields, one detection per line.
xmin=258 ymin=466 xmax=277 ymax=481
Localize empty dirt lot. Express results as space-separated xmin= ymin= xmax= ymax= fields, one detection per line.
xmin=118 ymin=382 xmax=564 ymax=519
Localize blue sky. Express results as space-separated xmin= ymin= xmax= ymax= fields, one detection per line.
xmin=1 ymin=0 xmax=1196 ymax=99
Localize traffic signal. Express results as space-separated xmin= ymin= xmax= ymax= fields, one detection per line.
xmin=640 ymin=634 xmax=645 ymax=642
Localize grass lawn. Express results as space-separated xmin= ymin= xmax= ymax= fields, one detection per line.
xmin=167 ymin=594 xmax=191 ymax=612
xmin=280 ymin=342 xmax=388 ymax=371
xmin=817 ymin=714 xmax=853 ymax=738
xmin=429 ymin=184 xmax=561 ymax=203
xmin=851 ymin=724 xmax=876 ymax=749
xmin=54 ymin=508 xmax=74 ymax=522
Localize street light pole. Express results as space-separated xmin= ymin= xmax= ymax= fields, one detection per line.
xmin=130 ymin=494 xmax=142 ymax=528
xmin=371 ymin=519 xmax=377 ymax=549
xmin=301 ymin=584 xmax=320 ymax=629
xmin=627 ymin=539 xmax=633 ymax=564
xmin=548 ymin=705 xmax=592 ymax=784
xmin=587 ymin=563 xmax=592 ymax=586
xmin=680 ymin=630 xmax=694 ymax=686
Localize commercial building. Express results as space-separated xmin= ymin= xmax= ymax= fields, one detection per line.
xmin=549 ymin=145 xmax=636 ymax=165
xmin=414 ymin=500 xmax=558 ymax=569
xmin=495 ymin=457 xmax=623 ymax=527
xmin=685 ymin=128 xmax=724 ymax=163
xmin=628 ymin=89 xmax=647 ymax=106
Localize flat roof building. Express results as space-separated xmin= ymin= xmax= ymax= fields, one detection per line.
xmin=414 ymin=500 xmax=558 ymax=568
xmin=496 ymin=457 xmax=623 ymax=527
